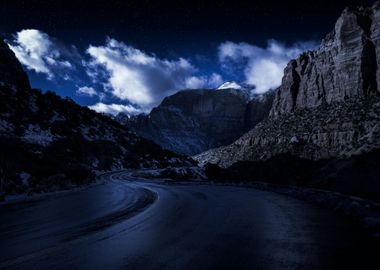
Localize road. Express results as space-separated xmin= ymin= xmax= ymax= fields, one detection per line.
xmin=0 ymin=171 xmax=378 ymax=270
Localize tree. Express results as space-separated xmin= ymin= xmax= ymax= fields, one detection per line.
xmin=0 ymin=154 xmax=9 ymax=199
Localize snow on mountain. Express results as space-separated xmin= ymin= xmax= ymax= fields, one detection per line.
xmin=217 ymin=81 xmax=242 ymax=90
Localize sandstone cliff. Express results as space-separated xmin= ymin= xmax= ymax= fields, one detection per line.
xmin=123 ymin=89 xmax=274 ymax=155
xmin=195 ymin=2 xmax=380 ymax=167
xmin=271 ymin=5 xmax=379 ymax=117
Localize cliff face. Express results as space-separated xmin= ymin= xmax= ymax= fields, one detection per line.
xmin=124 ymin=89 xmax=274 ymax=155
xmin=195 ymin=97 xmax=380 ymax=167
xmin=0 ymin=39 xmax=30 ymax=90
xmin=271 ymin=5 xmax=379 ymax=117
xmin=373 ymin=2 xmax=380 ymax=90
xmin=195 ymin=2 xmax=380 ymax=168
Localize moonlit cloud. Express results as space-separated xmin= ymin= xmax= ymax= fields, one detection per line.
xmin=85 ymin=38 xmax=221 ymax=110
xmin=208 ymin=73 xmax=224 ymax=87
xmin=218 ymin=40 xmax=317 ymax=93
xmin=7 ymin=29 xmax=317 ymax=116
xmin=76 ymin=86 xmax=97 ymax=97
xmin=88 ymin=102 xmax=143 ymax=116
xmin=7 ymin=29 xmax=73 ymax=79
xmin=185 ymin=73 xmax=223 ymax=89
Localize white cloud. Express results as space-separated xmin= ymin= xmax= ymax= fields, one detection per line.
xmin=218 ymin=40 xmax=317 ymax=93
xmin=185 ymin=76 xmax=207 ymax=89
xmin=208 ymin=73 xmax=223 ymax=87
xmin=76 ymin=86 xmax=97 ymax=97
xmin=185 ymin=73 xmax=223 ymax=89
xmin=88 ymin=102 xmax=143 ymax=116
xmin=7 ymin=29 xmax=73 ymax=79
xmin=85 ymin=38 xmax=221 ymax=110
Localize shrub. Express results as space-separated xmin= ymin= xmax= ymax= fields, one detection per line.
xmin=65 ymin=165 xmax=95 ymax=185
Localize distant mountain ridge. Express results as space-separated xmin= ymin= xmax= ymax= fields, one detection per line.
xmin=120 ymin=88 xmax=275 ymax=155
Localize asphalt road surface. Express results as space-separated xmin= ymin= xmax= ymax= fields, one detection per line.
xmin=0 ymin=171 xmax=378 ymax=270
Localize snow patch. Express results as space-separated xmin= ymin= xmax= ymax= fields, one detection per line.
xmin=0 ymin=119 xmax=14 ymax=132
xmin=290 ymin=136 xmax=299 ymax=143
xmin=19 ymin=172 xmax=30 ymax=187
xmin=50 ymin=111 xmax=66 ymax=123
xmin=217 ymin=81 xmax=242 ymax=90
xmin=22 ymin=124 xmax=54 ymax=146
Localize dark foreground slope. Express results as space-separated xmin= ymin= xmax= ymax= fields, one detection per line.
xmin=0 ymin=39 xmax=191 ymax=195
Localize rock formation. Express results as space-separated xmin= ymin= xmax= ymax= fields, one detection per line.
xmin=195 ymin=2 xmax=380 ymax=168
xmin=372 ymin=1 xmax=380 ymax=91
xmin=122 ymin=88 xmax=274 ymax=155
xmin=271 ymin=5 xmax=378 ymax=117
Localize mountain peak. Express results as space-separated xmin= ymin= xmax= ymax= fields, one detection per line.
xmin=217 ymin=81 xmax=242 ymax=90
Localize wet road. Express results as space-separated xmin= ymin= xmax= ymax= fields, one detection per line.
xmin=0 ymin=171 xmax=378 ymax=269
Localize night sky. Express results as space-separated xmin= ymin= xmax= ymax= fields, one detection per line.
xmin=0 ymin=0 xmax=376 ymax=115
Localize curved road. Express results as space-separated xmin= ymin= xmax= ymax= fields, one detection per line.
xmin=0 ymin=171 xmax=378 ymax=269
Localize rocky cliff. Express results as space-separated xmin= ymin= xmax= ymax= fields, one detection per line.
xmin=195 ymin=2 xmax=380 ymax=168
xmin=271 ymin=5 xmax=379 ymax=117
xmin=373 ymin=1 xmax=380 ymax=93
xmin=122 ymin=88 xmax=274 ymax=155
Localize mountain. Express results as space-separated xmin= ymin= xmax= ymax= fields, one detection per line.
xmin=195 ymin=2 xmax=380 ymax=169
xmin=0 ymin=38 xmax=191 ymax=195
xmin=270 ymin=5 xmax=379 ymax=116
xmin=193 ymin=2 xmax=380 ymax=201
xmin=0 ymin=39 xmax=30 ymax=90
xmin=120 ymin=88 xmax=275 ymax=155
xmin=217 ymin=81 xmax=243 ymax=89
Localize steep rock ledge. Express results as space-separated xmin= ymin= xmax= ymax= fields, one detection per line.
xmin=123 ymin=89 xmax=275 ymax=155
xmin=271 ymin=4 xmax=380 ymax=117
xmin=195 ymin=97 xmax=380 ymax=167
xmin=195 ymin=2 xmax=380 ymax=168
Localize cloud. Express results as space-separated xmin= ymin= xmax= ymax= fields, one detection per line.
xmin=218 ymin=40 xmax=317 ymax=93
xmin=88 ymin=102 xmax=143 ymax=116
xmin=7 ymin=29 xmax=74 ymax=80
xmin=76 ymin=86 xmax=97 ymax=97
xmin=208 ymin=73 xmax=224 ymax=87
xmin=85 ymin=38 xmax=222 ymax=110
xmin=185 ymin=73 xmax=223 ymax=89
